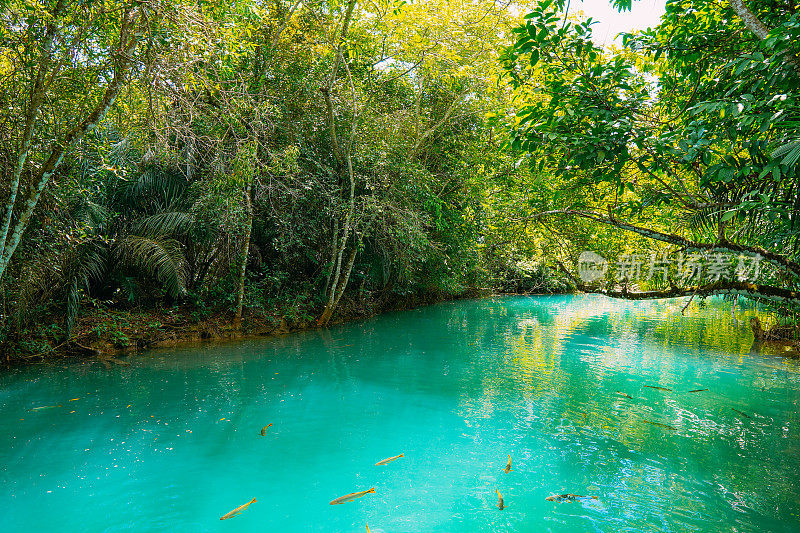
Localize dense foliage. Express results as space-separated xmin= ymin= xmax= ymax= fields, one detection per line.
xmin=502 ymin=0 xmax=800 ymax=308
xmin=0 ymin=0 xmax=550 ymax=357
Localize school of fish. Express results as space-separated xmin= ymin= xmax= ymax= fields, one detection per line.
xmin=208 ymin=379 xmax=755 ymax=525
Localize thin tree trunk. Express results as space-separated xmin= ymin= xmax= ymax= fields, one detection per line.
xmin=317 ymin=0 xmax=358 ymax=326
xmin=323 ymin=217 xmax=340 ymax=296
xmin=233 ymin=182 xmax=253 ymax=328
xmin=333 ymin=241 xmax=359 ymax=300
xmin=318 ymin=238 xmax=359 ymax=326
xmin=318 ymin=151 xmax=357 ymax=326
xmin=319 ymin=209 xmax=377 ymax=325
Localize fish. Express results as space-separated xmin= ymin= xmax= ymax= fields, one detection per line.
xmin=504 ymin=455 xmax=512 ymax=474
xmin=219 ymin=498 xmax=256 ymax=520
xmin=366 ymin=525 xmax=370 ymax=533
xmin=329 ymin=487 xmax=375 ymax=505
xmin=495 ymin=488 xmax=506 ymax=510
xmin=29 ymin=405 xmax=61 ymax=411
xmin=260 ymin=423 xmax=272 ymax=436
xmin=643 ymin=420 xmax=677 ymax=431
xmin=732 ymin=408 xmax=752 ymax=419
xmin=375 ymin=453 xmax=403 ymax=466
xmin=688 ymin=389 xmax=708 ymax=393
xmin=546 ymin=494 xmax=598 ymax=502
xmin=616 ymin=391 xmax=633 ymax=399
xmin=644 ymin=385 xmax=672 ymax=391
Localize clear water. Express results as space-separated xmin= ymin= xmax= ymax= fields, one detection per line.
xmin=3 ymin=295 xmax=800 ymax=532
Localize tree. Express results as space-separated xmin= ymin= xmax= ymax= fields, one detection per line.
xmin=0 ymin=0 xmax=152 ymax=282
xmin=502 ymin=0 xmax=800 ymax=306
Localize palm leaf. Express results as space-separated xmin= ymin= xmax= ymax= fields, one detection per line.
xmin=114 ymin=235 xmax=187 ymax=298
xmin=63 ymin=240 xmax=107 ymax=333
xmin=773 ymin=139 xmax=800 ymax=167
xmin=130 ymin=211 xmax=196 ymax=238
xmin=70 ymin=200 xmax=111 ymax=233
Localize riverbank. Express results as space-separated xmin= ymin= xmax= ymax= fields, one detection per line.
xmin=6 ymin=288 xmax=798 ymax=366
xmin=1 ymin=288 xmax=494 ymax=366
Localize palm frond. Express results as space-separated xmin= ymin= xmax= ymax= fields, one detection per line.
xmin=63 ymin=240 xmax=108 ymax=333
xmin=70 ymin=200 xmax=112 ymax=233
xmin=114 ymin=235 xmax=187 ymax=298
xmin=131 ymin=211 xmax=195 ymax=238
xmin=773 ymin=139 xmax=800 ymax=167
xmin=124 ymin=166 xmax=189 ymax=213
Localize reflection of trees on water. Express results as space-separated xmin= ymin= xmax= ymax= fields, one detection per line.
xmin=460 ymin=296 xmax=800 ymax=520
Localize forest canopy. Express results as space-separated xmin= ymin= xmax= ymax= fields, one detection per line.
xmin=0 ymin=0 xmax=798 ymax=359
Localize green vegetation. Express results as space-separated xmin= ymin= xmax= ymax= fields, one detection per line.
xmin=502 ymin=0 xmax=800 ymax=305
xmin=1 ymin=0 xmax=798 ymax=360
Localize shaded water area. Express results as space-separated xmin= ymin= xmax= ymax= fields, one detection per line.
xmin=3 ymin=295 xmax=800 ymax=532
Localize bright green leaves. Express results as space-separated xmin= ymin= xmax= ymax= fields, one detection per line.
xmin=500 ymin=0 xmax=800 ymax=267
xmin=503 ymin=1 xmax=648 ymax=188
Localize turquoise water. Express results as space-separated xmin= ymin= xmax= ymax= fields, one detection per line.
xmin=3 ymin=295 xmax=800 ymax=532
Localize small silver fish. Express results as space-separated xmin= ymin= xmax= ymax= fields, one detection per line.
xmin=329 ymin=487 xmax=375 ymax=505
xmin=219 ymin=498 xmax=256 ymax=520
xmin=644 ymin=385 xmax=672 ymax=391
xmin=375 ymin=453 xmax=403 ymax=466
xmin=616 ymin=391 xmax=633 ymax=399
xmin=688 ymin=389 xmax=708 ymax=393
xmin=732 ymin=408 xmax=751 ymax=419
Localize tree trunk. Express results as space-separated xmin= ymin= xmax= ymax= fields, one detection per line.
xmin=233 ymin=182 xmax=253 ymax=328
xmin=323 ymin=218 xmax=340 ymax=296
xmin=318 ymin=240 xmax=359 ymax=326
xmin=316 ymin=0 xmax=359 ymax=326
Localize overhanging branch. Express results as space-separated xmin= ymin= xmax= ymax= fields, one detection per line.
xmin=533 ymin=209 xmax=800 ymax=280
xmin=586 ymin=281 xmax=800 ymax=305
xmin=555 ymin=260 xmax=800 ymax=304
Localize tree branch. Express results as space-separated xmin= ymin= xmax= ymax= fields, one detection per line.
xmin=580 ymin=279 xmax=800 ymax=305
xmin=532 ymin=209 xmax=800 ymax=279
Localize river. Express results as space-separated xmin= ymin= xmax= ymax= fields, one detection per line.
xmin=2 ymin=295 xmax=799 ymax=532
